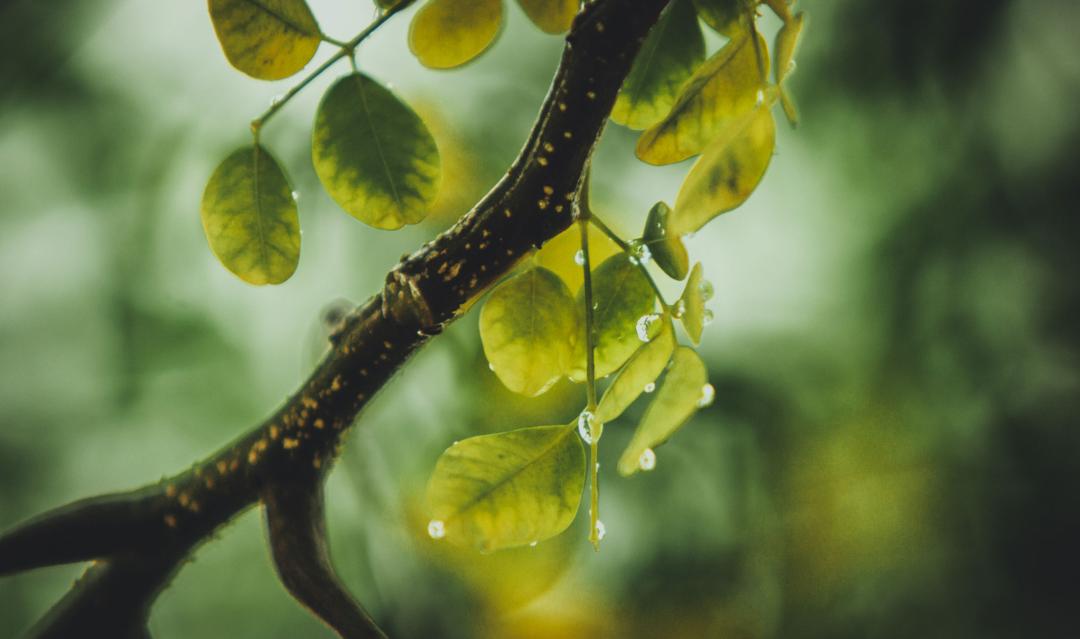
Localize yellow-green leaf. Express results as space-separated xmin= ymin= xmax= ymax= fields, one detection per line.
xmin=207 ymin=0 xmax=320 ymax=80
xmin=635 ymin=31 xmax=768 ymax=165
xmin=516 ymin=0 xmax=577 ymax=34
xmin=642 ymin=201 xmax=689 ymax=280
xmin=571 ymin=254 xmax=657 ymax=381
xmin=408 ymin=0 xmax=502 ymax=69
xmin=692 ymin=0 xmax=752 ymax=37
xmin=480 ymin=267 xmax=578 ymax=397
xmin=671 ymin=102 xmax=776 ymax=235
xmin=611 ymin=0 xmax=705 ymax=131
xmin=312 ymin=73 xmax=440 ymax=230
xmin=678 ymin=263 xmax=709 ymax=344
xmin=200 ymin=145 xmax=300 ymax=285
xmin=596 ymin=318 xmax=676 ymax=423
xmin=775 ymin=11 xmax=806 ymax=85
xmin=427 ymin=425 xmax=585 ymax=551
xmin=618 ymin=347 xmax=709 ymax=476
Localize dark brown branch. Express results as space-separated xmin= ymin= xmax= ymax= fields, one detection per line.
xmin=0 ymin=0 xmax=671 ymax=636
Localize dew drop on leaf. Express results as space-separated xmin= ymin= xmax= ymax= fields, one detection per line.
xmin=628 ymin=239 xmax=652 ymax=265
xmin=290 ymin=190 xmax=300 ymax=202
xmin=638 ymin=447 xmax=656 ymax=471
xmin=699 ymin=279 xmax=714 ymax=301
xmin=672 ymin=300 xmax=687 ymax=319
xmin=574 ymin=249 xmax=585 ymax=266
xmin=595 ymin=520 xmax=607 ymax=540
xmin=270 ymin=94 xmax=284 ymax=107
xmin=644 ymin=382 xmax=656 ymax=394
xmin=697 ymin=383 xmax=715 ymax=408
xmin=703 ymin=309 xmax=714 ymax=325
xmin=577 ymin=410 xmax=597 ymax=444
xmin=636 ymin=313 xmax=661 ymax=342
xmin=529 ymin=540 xmax=538 ymax=547
xmin=755 ymin=88 xmax=765 ymax=106
xmin=427 ymin=519 xmax=446 ymax=539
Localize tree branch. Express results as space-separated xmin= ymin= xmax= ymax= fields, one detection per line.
xmin=0 ymin=0 xmax=672 ymax=636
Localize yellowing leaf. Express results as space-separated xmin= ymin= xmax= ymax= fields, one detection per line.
xmin=517 ymin=0 xmax=577 ymax=34
xmin=636 ymin=31 xmax=768 ymax=165
xmin=775 ymin=11 xmax=806 ymax=85
xmin=679 ymin=263 xmax=708 ymax=344
xmin=642 ymin=201 xmax=689 ymax=280
xmin=312 ymin=73 xmax=440 ymax=230
xmin=480 ymin=268 xmax=578 ymax=396
xmin=409 ymin=0 xmax=502 ymax=69
xmin=207 ymin=0 xmax=320 ymax=80
xmin=611 ymin=0 xmax=705 ymax=131
xmin=427 ymin=425 xmax=585 ymax=551
xmin=596 ymin=318 xmax=675 ymax=423
xmin=692 ymin=0 xmax=751 ymax=37
xmin=671 ymin=103 xmax=775 ymax=235
xmin=535 ymin=223 xmax=621 ymax=294
xmin=618 ymin=347 xmax=709 ymax=476
xmin=200 ymin=145 xmax=300 ymax=285
xmin=571 ymin=254 xmax=656 ymax=381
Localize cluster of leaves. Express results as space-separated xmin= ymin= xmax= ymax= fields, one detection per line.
xmin=425 ymin=0 xmax=806 ymax=553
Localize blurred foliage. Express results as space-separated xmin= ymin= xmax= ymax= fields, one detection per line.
xmin=2 ymin=0 xmax=1078 ymax=637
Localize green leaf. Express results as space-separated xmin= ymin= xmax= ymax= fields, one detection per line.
xmin=408 ymin=0 xmax=502 ymax=69
xmin=678 ymin=262 xmax=709 ymax=344
xmin=479 ymin=267 xmax=578 ymax=397
xmin=611 ymin=0 xmax=705 ymax=131
xmin=207 ymin=0 xmax=321 ymax=80
xmin=427 ymin=425 xmax=585 ymax=551
xmin=774 ymin=11 xmax=806 ymax=85
xmin=635 ymin=31 xmax=768 ymax=165
xmin=671 ymin=102 xmax=776 ymax=235
xmin=618 ymin=346 xmax=709 ymax=476
xmin=596 ymin=318 xmax=676 ymax=423
xmin=517 ymin=0 xmax=577 ymax=34
xmin=200 ymin=145 xmax=300 ymax=285
xmin=571 ymin=254 xmax=657 ymax=381
xmin=312 ymin=73 xmax=440 ymax=230
xmin=692 ymin=0 xmax=752 ymax=37
xmin=642 ymin=201 xmax=689 ymax=280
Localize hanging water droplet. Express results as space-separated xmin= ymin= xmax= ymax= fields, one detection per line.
xmin=698 ymin=280 xmax=714 ymax=301
xmin=787 ymin=59 xmax=797 ymax=75
xmin=755 ymin=89 xmax=765 ymax=107
xmin=638 ymin=448 xmax=656 ymax=471
xmin=594 ymin=520 xmax=607 ymax=540
xmin=697 ymin=383 xmax=715 ymax=408
xmin=577 ymin=410 xmax=596 ymax=444
xmin=643 ymin=382 xmax=656 ymax=394
xmin=291 ymin=190 xmax=300 ymax=202
xmin=628 ymin=239 xmax=652 ymax=265
xmin=529 ymin=540 xmax=538 ymax=547
xmin=703 ymin=309 xmax=714 ymax=325
xmin=427 ymin=520 xmax=446 ymax=540
xmin=574 ymin=249 xmax=585 ymax=266
xmin=636 ymin=313 xmax=660 ymax=342
xmin=488 ymin=362 xmax=496 ymax=372
xmin=672 ymin=299 xmax=687 ymax=319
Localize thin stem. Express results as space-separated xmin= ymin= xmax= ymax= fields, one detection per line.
xmin=577 ymin=171 xmax=603 ymax=552
xmin=588 ymin=213 xmax=673 ymax=309
xmin=250 ymin=2 xmax=409 ymax=133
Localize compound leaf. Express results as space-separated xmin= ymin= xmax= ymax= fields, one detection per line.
xmin=427 ymin=425 xmax=585 ymax=551
xmin=642 ymin=201 xmax=689 ymax=280
xmin=596 ymin=318 xmax=676 ymax=423
xmin=517 ymin=0 xmax=577 ymax=34
xmin=201 ymin=145 xmax=300 ymax=285
xmin=611 ymin=0 xmax=705 ymax=131
xmin=480 ymin=267 xmax=578 ymax=397
xmin=409 ymin=0 xmax=502 ymax=69
xmin=208 ymin=0 xmax=320 ymax=80
xmin=618 ymin=346 xmax=709 ymax=476
xmin=312 ymin=73 xmax=440 ymax=230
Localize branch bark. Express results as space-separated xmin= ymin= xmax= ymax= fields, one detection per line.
xmin=0 ymin=0 xmax=671 ymax=636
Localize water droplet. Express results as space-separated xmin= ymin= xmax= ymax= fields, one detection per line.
xmin=270 ymin=94 xmax=284 ymax=107
xmin=638 ymin=448 xmax=656 ymax=471
xmin=488 ymin=362 xmax=496 ymax=372
xmin=628 ymin=239 xmax=652 ymax=265
xmin=595 ymin=520 xmax=607 ymax=540
xmin=755 ymin=89 xmax=765 ymax=107
xmin=529 ymin=540 xmax=538 ymax=547
xmin=697 ymin=383 xmax=715 ymax=408
xmin=787 ymin=59 xmax=797 ymax=74
xmin=703 ymin=309 xmax=714 ymax=325
xmin=672 ymin=300 xmax=687 ymax=319
xmin=636 ymin=313 xmax=661 ymax=342
xmin=577 ymin=410 xmax=597 ymax=444
xmin=291 ymin=190 xmax=300 ymax=202
xmin=698 ymin=280 xmax=714 ymax=301
xmin=574 ymin=249 xmax=585 ymax=266
xmin=427 ymin=520 xmax=445 ymax=540
xmin=643 ymin=382 xmax=655 ymax=394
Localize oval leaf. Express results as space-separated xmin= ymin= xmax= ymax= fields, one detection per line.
xmin=409 ymin=0 xmax=503 ymax=69
xmin=671 ymin=103 xmax=776 ymax=235
xmin=611 ymin=0 xmax=705 ymax=131
xmin=571 ymin=254 xmax=657 ymax=381
xmin=517 ymin=0 xmax=577 ymax=34
xmin=642 ymin=201 xmax=689 ymax=280
xmin=480 ymin=267 xmax=578 ymax=396
xmin=312 ymin=73 xmax=440 ymax=230
xmin=679 ymin=263 xmax=707 ymax=344
xmin=201 ymin=145 xmax=300 ymax=285
xmin=618 ymin=347 xmax=709 ymax=476
xmin=207 ymin=0 xmax=320 ymax=80
xmin=596 ymin=318 xmax=676 ymax=423
xmin=635 ymin=31 xmax=768 ymax=165
xmin=427 ymin=425 xmax=585 ymax=551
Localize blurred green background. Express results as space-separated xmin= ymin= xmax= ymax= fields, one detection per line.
xmin=2 ymin=0 xmax=1079 ymax=637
